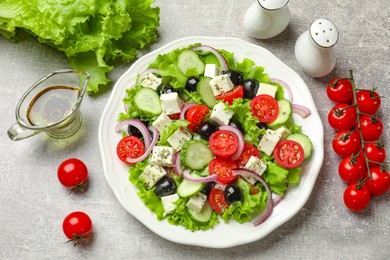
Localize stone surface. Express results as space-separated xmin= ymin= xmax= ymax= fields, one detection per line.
xmin=0 ymin=0 xmax=389 ymax=259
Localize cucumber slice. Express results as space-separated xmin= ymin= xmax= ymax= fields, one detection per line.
xmin=286 ymin=133 xmax=313 ymax=160
xmin=197 ymin=77 xmax=216 ymax=108
xmin=177 ymin=174 xmax=205 ymax=198
xmin=188 ymin=200 xmax=213 ymax=223
xmin=268 ymin=98 xmax=292 ymax=129
xmin=180 ymin=140 xmax=214 ymax=170
xmin=177 ymin=50 xmax=205 ymax=77
xmin=134 ymin=88 xmax=162 ymax=116
xmin=198 ymin=166 xmax=210 ymax=177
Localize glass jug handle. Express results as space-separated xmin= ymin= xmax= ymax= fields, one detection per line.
xmin=7 ymin=123 xmax=40 ymax=141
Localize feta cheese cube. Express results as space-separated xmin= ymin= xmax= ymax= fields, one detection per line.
xmin=152 ymin=112 xmax=172 ymax=133
xmin=150 ymin=146 xmax=175 ymax=167
xmin=161 ymin=193 xmax=180 ymax=214
xmin=210 ymin=102 xmax=234 ymax=125
xmin=243 ymin=156 xmax=267 ymax=184
xmin=209 ymin=74 xmax=234 ymax=96
xmin=186 ymin=192 xmax=207 ymax=213
xmin=256 ymin=83 xmax=278 ymax=98
xmin=139 ymin=164 xmax=167 ymax=189
xmin=258 ymin=129 xmax=282 ymax=156
xmin=141 ymin=73 xmax=162 ymax=90
xmin=204 ymin=64 xmax=220 ymax=78
xmin=275 ymin=126 xmax=291 ymax=140
xmin=167 ymin=127 xmax=192 ymax=151
xmin=160 ymin=92 xmax=183 ymax=115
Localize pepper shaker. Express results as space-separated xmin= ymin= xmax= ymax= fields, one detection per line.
xmin=243 ymin=0 xmax=290 ymax=39
xmin=294 ymin=19 xmax=339 ymax=77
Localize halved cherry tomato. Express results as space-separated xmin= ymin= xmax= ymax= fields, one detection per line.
xmin=185 ymin=105 xmax=210 ymax=132
xmin=209 ymin=130 xmax=239 ymax=158
xmin=168 ymin=113 xmax=181 ymax=120
xmin=216 ymin=85 xmax=244 ymax=105
xmin=209 ymin=188 xmax=229 ymax=214
xmin=326 ymin=78 xmax=354 ymax=104
xmin=327 ymin=103 xmax=357 ymax=131
xmin=356 ymin=90 xmax=381 ymax=115
xmin=273 ymin=140 xmax=304 ymax=168
xmin=250 ymin=94 xmax=279 ymax=123
xmin=234 ymin=143 xmax=260 ymax=167
xmin=116 ymin=136 xmax=145 ymax=164
xmin=359 ymin=115 xmax=383 ymax=141
xmin=209 ymin=157 xmax=238 ymax=184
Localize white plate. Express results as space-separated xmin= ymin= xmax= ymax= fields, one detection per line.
xmin=98 ymin=36 xmax=324 ymax=248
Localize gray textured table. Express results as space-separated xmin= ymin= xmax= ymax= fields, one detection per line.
xmin=1 ymin=0 xmax=389 ymax=259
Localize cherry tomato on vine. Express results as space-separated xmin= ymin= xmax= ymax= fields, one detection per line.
xmin=186 ymin=105 xmax=210 ymax=132
xmin=326 ymin=78 xmax=354 ymax=104
xmin=116 ymin=136 xmax=145 ymax=164
xmin=216 ymin=85 xmax=244 ymax=105
xmin=62 ymin=211 xmax=93 ymax=244
xmin=273 ymin=140 xmax=305 ymax=168
xmin=328 ymin=103 xmax=357 ymax=131
xmin=338 ymin=155 xmax=366 ymax=183
xmin=364 ymin=142 xmax=386 ymax=167
xmin=343 ymin=182 xmax=371 ymax=212
xmin=356 ymin=90 xmax=381 ymax=115
xmin=209 ymin=188 xmax=229 ymax=214
xmin=359 ymin=115 xmax=383 ymax=141
xmin=332 ymin=130 xmax=361 ymax=157
xmin=57 ymin=158 xmax=88 ymax=192
xmin=250 ymin=94 xmax=279 ymax=123
xmin=365 ymin=167 xmax=390 ymax=196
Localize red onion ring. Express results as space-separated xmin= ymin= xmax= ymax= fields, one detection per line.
xmin=232 ymin=168 xmax=273 ymax=226
xmin=115 ymin=119 xmax=152 ymax=148
xmin=270 ymin=78 xmax=293 ymax=103
xmin=292 ymin=104 xmax=311 ymax=118
xmin=182 ymin=169 xmax=218 ymax=183
xmin=126 ymin=126 xmax=159 ymax=164
xmin=218 ymin=125 xmax=245 ymax=161
xmin=273 ymin=194 xmax=283 ymax=207
xmin=191 ymin=45 xmax=229 ymax=72
xmin=137 ymin=68 xmax=161 ymax=85
xmin=173 ymin=153 xmax=184 ymax=175
xmin=180 ymin=103 xmax=197 ymax=120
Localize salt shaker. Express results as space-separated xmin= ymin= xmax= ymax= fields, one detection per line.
xmin=294 ymin=19 xmax=339 ymax=77
xmin=243 ymin=0 xmax=290 ymax=39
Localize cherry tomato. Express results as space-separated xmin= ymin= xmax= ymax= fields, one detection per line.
xmin=364 ymin=142 xmax=386 ymax=167
xmin=327 ymin=103 xmax=357 ymax=131
xmin=168 ymin=113 xmax=181 ymax=120
xmin=326 ymin=78 xmax=354 ymax=104
xmin=209 ymin=188 xmax=229 ymax=214
xmin=185 ymin=105 xmax=210 ymax=132
xmin=356 ymin=90 xmax=381 ymax=115
xmin=359 ymin=115 xmax=383 ymax=141
xmin=57 ymin=158 xmax=88 ymax=192
xmin=209 ymin=157 xmax=238 ymax=184
xmin=116 ymin=136 xmax=145 ymax=164
xmin=365 ymin=167 xmax=390 ymax=196
xmin=250 ymin=94 xmax=279 ymax=123
xmin=332 ymin=130 xmax=361 ymax=157
xmin=62 ymin=211 xmax=93 ymax=243
xmin=343 ymin=183 xmax=371 ymax=212
xmin=338 ymin=155 xmax=366 ymax=183
xmin=216 ymin=85 xmax=244 ymax=105
xmin=209 ymin=130 xmax=239 ymax=158
xmin=273 ymin=140 xmax=304 ymax=169
xmin=234 ymin=143 xmax=260 ymax=167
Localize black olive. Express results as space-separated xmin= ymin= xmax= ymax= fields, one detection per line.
xmin=197 ymin=121 xmax=219 ymax=140
xmin=229 ymin=118 xmax=245 ymax=135
xmin=185 ymin=76 xmax=200 ymax=92
xmin=227 ymin=70 xmax=244 ymax=86
xmin=154 ymin=177 xmax=177 ymax=197
xmin=200 ymin=182 xmax=215 ymax=196
xmin=160 ymin=85 xmax=178 ymax=95
xmin=224 ymin=185 xmax=243 ymax=204
xmin=242 ymin=78 xmax=259 ymax=99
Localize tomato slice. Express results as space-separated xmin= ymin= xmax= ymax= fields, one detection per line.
xmin=250 ymin=94 xmax=279 ymax=123
xmin=209 ymin=188 xmax=229 ymax=214
xmin=216 ymin=85 xmax=244 ymax=105
xmin=209 ymin=130 xmax=239 ymax=157
xmin=209 ymin=157 xmax=238 ymax=184
xmin=185 ymin=105 xmax=210 ymax=132
xmin=234 ymin=143 xmax=260 ymax=167
xmin=273 ymin=140 xmax=304 ymax=168
xmin=116 ymin=136 xmax=145 ymax=164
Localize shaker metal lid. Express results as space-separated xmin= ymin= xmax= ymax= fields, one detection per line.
xmin=309 ymin=19 xmax=339 ymax=48
xmin=257 ymin=0 xmax=289 ymax=10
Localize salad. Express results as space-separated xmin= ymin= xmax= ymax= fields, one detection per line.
xmin=115 ymin=43 xmax=313 ymax=231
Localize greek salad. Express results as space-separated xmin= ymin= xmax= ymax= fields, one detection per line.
xmin=115 ymin=44 xmax=313 ymax=231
